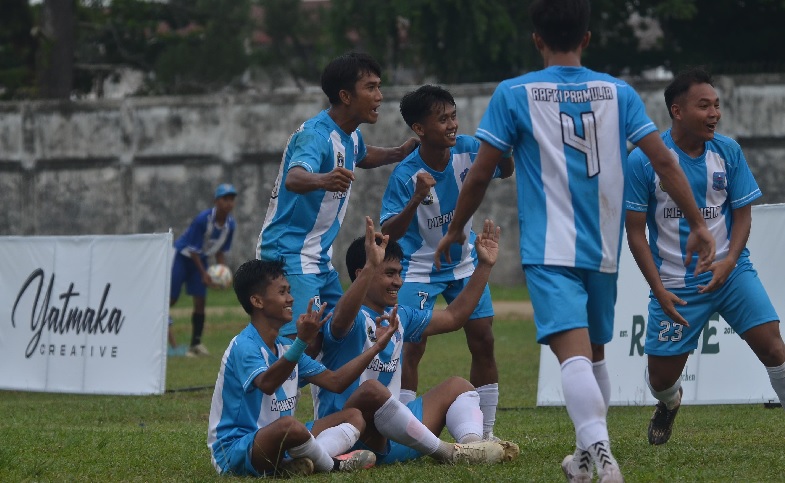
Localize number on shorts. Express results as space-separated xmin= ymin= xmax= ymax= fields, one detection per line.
xmin=560 ymin=111 xmax=600 ymax=177
xmin=657 ymin=320 xmax=684 ymax=342
xmin=417 ymin=291 xmax=429 ymax=310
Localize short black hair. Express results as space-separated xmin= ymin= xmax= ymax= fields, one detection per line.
xmin=321 ymin=52 xmax=382 ymax=105
xmin=345 ymin=235 xmax=404 ymax=282
xmin=233 ymin=258 xmax=287 ymax=315
xmin=399 ymin=85 xmax=456 ymax=128
xmin=530 ymin=0 xmax=590 ymax=53
xmin=664 ymin=66 xmax=715 ymax=119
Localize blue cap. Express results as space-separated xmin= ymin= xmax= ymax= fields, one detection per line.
xmin=215 ymin=183 xmax=237 ymax=199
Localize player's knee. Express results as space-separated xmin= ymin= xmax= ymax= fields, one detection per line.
xmin=356 ymin=379 xmax=392 ymax=404
xmin=277 ymin=416 xmax=310 ymax=441
xmin=343 ymin=407 xmax=366 ymax=433
xmin=443 ymin=375 xmax=475 ymax=395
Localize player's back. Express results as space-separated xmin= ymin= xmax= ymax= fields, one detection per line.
xmin=477 ymin=66 xmax=658 ymax=273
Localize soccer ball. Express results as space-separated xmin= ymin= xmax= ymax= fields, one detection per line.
xmin=207 ymin=264 xmax=233 ymax=289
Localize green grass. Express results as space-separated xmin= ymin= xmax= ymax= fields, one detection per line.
xmin=3 ymin=286 xmax=783 ymax=482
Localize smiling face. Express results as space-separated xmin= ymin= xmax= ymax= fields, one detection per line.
xmin=414 ymin=101 xmax=458 ymax=150
xmin=672 ymin=82 xmax=721 ymax=144
xmin=364 ymin=259 xmax=403 ymax=313
xmin=255 ymin=275 xmax=294 ymax=326
xmin=345 ymin=71 xmax=383 ymax=125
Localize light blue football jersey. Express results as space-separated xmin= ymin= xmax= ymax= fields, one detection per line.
xmin=207 ymin=324 xmax=326 ymax=468
xmin=312 ymin=304 xmax=431 ymax=419
xmin=380 ymin=135 xmax=502 ymax=283
xmin=174 ymin=207 xmax=235 ymax=260
xmin=257 ymin=110 xmax=368 ymax=274
xmin=477 ymin=66 xmax=658 ymax=273
xmin=625 ymin=129 xmax=761 ymax=288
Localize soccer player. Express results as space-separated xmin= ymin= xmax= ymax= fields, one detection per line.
xmin=625 ymin=67 xmax=785 ymax=446
xmin=379 ymin=85 xmax=514 ymax=440
xmin=313 ymin=216 xmax=519 ymax=466
xmin=206 ymin=255 xmax=397 ymax=477
xmin=434 ymin=1 xmax=716 ymax=481
xmin=256 ymin=52 xmax=418 ymax=345
xmin=169 ymin=183 xmax=237 ymax=357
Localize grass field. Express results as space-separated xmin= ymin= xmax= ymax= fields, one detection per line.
xmin=2 ymin=284 xmax=784 ymax=482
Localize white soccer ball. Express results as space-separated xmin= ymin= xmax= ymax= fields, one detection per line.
xmin=207 ymin=264 xmax=233 ymax=289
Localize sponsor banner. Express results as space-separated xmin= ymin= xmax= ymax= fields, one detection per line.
xmin=538 ymin=204 xmax=785 ymax=406
xmin=0 ymin=233 xmax=172 ymax=395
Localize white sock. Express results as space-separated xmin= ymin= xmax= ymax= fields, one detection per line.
xmin=399 ymin=389 xmax=417 ymax=405
xmin=561 ymin=356 xmax=608 ymax=449
xmin=314 ymin=423 xmax=360 ymax=457
xmin=766 ymin=362 xmax=785 ymax=410
xmin=587 ymin=440 xmax=620 ymax=474
xmin=374 ymin=396 xmax=441 ymax=455
xmin=287 ymin=434 xmax=334 ymax=472
xmin=592 ymin=360 xmax=611 ymax=410
xmin=475 ymin=383 xmax=499 ymax=437
xmin=445 ymin=390 xmax=483 ymax=443
xmin=646 ymin=367 xmax=682 ymax=410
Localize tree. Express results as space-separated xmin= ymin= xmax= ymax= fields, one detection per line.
xmin=36 ymin=0 xmax=76 ymax=98
xmin=0 ymin=0 xmax=36 ymax=99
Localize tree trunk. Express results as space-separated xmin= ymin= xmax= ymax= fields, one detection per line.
xmin=36 ymin=0 xmax=75 ymax=99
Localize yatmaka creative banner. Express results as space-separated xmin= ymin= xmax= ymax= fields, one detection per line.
xmin=0 ymin=233 xmax=172 ymax=395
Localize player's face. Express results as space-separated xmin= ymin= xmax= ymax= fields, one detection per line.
xmin=366 ymin=259 xmax=403 ymax=311
xmin=215 ymin=194 xmax=236 ymax=216
xmin=416 ymin=102 xmax=458 ymax=149
xmin=258 ymin=276 xmax=294 ymax=324
xmin=347 ymin=72 xmax=383 ymax=125
xmin=676 ymin=83 xmax=721 ymax=142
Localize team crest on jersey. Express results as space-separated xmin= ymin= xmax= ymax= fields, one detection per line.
xmin=312 ymin=295 xmax=322 ymax=310
xmin=712 ymin=171 xmax=727 ymax=191
xmin=421 ymin=191 xmax=434 ymax=205
xmin=366 ymin=324 xmax=377 ymax=342
xmin=460 ymin=168 xmax=469 ymax=183
xmin=659 ymin=180 xmax=667 ymax=193
xmin=287 ymin=369 xmax=297 ymax=381
xmin=336 ymin=152 xmax=345 ymax=168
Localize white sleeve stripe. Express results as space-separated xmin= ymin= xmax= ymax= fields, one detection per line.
xmin=628 ymin=122 xmax=656 ymax=141
xmin=289 ymin=161 xmax=315 ymax=173
xmin=626 ymin=201 xmax=648 ymax=210
xmin=732 ymin=189 xmax=762 ymax=206
xmin=476 ymin=129 xmax=513 ymax=149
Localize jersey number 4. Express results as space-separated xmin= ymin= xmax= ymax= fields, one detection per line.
xmin=560 ymin=111 xmax=600 ymax=178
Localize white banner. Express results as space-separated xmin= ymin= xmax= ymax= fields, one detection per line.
xmin=537 ymin=203 xmax=785 ymax=406
xmin=0 ymin=233 xmax=172 ymax=395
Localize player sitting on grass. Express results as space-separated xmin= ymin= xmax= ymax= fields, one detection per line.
xmin=312 ymin=216 xmax=520 ymax=465
xmin=206 ymin=256 xmax=398 ymax=477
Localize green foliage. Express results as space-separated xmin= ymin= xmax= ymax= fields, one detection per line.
xmin=0 ymin=0 xmax=36 ymax=99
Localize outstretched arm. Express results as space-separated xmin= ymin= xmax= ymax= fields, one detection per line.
xmin=637 ymin=133 xmax=715 ymax=274
xmin=307 ymin=307 xmax=400 ymax=393
xmin=424 ymin=219 xmax=500 ymax=336
xmin=434 ymin=141 xmax=502 ymax=268
xmin=360 ymin=138 xmax=419 ymax=169
xmin=330 ymin=217 xmax=388 ymax=339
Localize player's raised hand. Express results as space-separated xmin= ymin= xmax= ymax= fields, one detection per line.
xmin=475 ymin=219 xmax=500 ymax=266
xmin=322 ymin=167 xmax=355 ymax=192
xmin=684 ymin=224 xmax=715 ymax=276
xmin=414 ymin=172 xmax=436 ymax=202
xmin=364 ymin=216 xmax=388 ymax=269
xmin=296 ymin=298 xmax=331 ymax=343
xmin=373 ymin=305 xmax=400 ymax=349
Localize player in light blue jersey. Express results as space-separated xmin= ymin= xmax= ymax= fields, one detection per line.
xmin=625 ymin=67 xmax=785 ymax=446
xmin=169 ymin=183 xmax=237 ymax=357
xmin=313 ymin=217 xmax=519 ymax=466
xmin=207 ymin=256 xmax=398 ymax=477
xmin=435 ymin=2 xmax=716 ymax=481
xmin=256 ymin=52 xmax=417 ymax=343
xmin=380 ymin=85 xmax=514 ymax=440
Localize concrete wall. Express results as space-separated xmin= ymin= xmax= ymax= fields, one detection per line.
xmin=2 ymin=75 xmax=785 ymax=285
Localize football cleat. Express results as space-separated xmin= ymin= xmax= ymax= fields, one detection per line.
xmin=561 ymin=450 xmax=593 ymax=483
xmin=333 ymin=449 xmax=376 ymax=472
xmin=648 ymin=387 xmax=683 ymax=445
xmin=451 ymin=441 xmax=513 ymax=464
xmin=277 ymin=457 xmax=314 ymax=477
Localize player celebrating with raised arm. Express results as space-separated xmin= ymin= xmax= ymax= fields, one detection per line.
xmin=206 ymin=255 xmax=400 ymax=477
xmin=256 ymin=52 xmax=417 ymax=347
xmin=434 ymin=1 xmax=715 ymax=481
xmin=379 ymin=85 xmax=514 ymax=441
xmin=312 ymin=216 xmax=519 ymax=466
xmin=625 ymin=67 xmax=785 ymax=446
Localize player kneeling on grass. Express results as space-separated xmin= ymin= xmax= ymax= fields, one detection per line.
xmin=207 ymin=257 xmax=399 ymax=477
xmin=312 ymin=216 xmax=519 ymax=465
